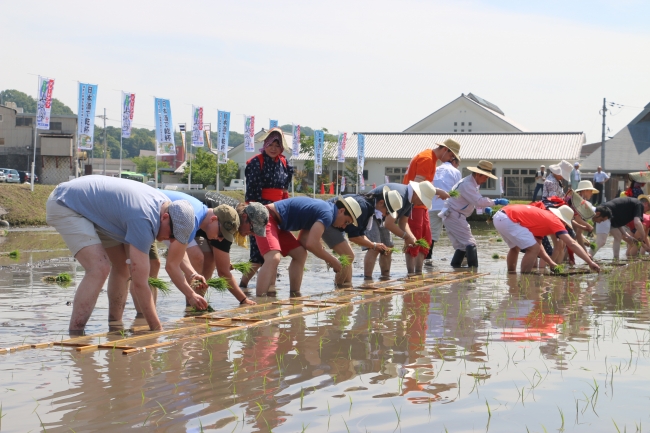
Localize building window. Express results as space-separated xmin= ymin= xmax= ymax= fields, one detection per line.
xmin=461 ymin=129 xmax=464 ymax=132
xmin=468 ymin=129 xmax=472 ymax=132
xmin=503 ymin=168 xmax=536 ymax=198
xmin=50 ymin=122 xmax=62 ymax=130
xmin=469 ymin=122 xmax=472 ymax=126
xmin=454 ymin=122 xmax=457 ymax=126
xmin=461 ymin=122 xmax=464 ymax=126
xmin=0 ymin=138 xmax=4 ymax=145
xmin=462 ymin=168 xmax=497 ymax=189
xmin=385 ymin=167 xmax=407 ymax=183
xmin=16 ymin=117 xmax=33 ymax=127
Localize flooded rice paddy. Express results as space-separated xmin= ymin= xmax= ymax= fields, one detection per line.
xmin=2 ymin=226 xmax=650 ymax=432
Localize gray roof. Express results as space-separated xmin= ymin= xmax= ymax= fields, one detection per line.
xmin=292 ymin=132 xmax=585 ymax=161
xmin=581 ymin=102 xmax=650 ymax=172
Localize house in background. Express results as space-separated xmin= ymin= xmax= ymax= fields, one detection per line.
xmin=580 ymin=102 xmax=650 ymax=200
xmin=0 ymin=102 xmax=80 ymax=184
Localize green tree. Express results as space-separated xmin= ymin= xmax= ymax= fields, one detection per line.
xmin=132 ymin=156 xmax=169 ymax=176
xmin=180 ymin=148 xmax=240 ymax=189
xmin=0 ymin=89 xmax=73 ymax=115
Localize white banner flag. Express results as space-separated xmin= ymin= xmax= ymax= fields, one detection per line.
xmin=154 ymin=98 xmax=176 ymax=156
xmin=77 ymin=82 xmax=98 ymax=150
xmin=36 ymin=76 xmax=55 ymax=130
xmin=292 ymin=124 xmax=301 ymax=157
xmin=314 ymin=130 xmax=324 ymax=175
xmin=191 ymin=105 xmax=204 ymax=147
xmin=244 ymin=115 xmax=255 ymax=152
xmin=121 ymin=92 xmax=135 ymax=138
xmin=337 ymin=132 xmax=347 ymax=163
xmin=217 ymin=110 xmax=231 ymax=163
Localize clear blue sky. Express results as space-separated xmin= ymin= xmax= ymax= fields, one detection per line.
xmin=3 ymin=0 xmax=649 ymax=143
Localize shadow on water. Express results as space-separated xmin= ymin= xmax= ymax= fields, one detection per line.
xmin=2 ymin=228 xmax=650 ymax=432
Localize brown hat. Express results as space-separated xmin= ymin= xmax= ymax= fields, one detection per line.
xmin=214 ymin=205 xmax=240 ymax=242
xmin=467 ymin=160 xmax=497 ymax=179
xmin=438 ymin=138 xmax=461 ymax=160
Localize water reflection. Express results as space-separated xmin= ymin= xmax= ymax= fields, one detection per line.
xmin=2 ymin=230 xmax=650 ymax=432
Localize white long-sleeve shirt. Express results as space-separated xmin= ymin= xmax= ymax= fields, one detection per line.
xmin=430 ymin=162 xmax=462 ymax=211
xmin=442 ymin=174 xmax=495 ymax=218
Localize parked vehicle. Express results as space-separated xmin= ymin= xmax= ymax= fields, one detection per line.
xmin=223 ymin=179 xmax=245 ymax=191
xmin=0 ymin=169 xmax=20 ymax=183
xmin=18 ymin=170 xmax=39 ymax=184
xmin=0 ymin=172 xmax=6 ymax=182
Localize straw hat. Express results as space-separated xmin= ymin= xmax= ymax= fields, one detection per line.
xmin=382 ymin=185 xmax=404 ymax=219
xmin=548 ymin=160 xmax=573 ymax=181
xmin=628 ymin=172 xmax=650 ymax=183
xmin=467 ymin=160 xmax=497 ymax=179
xmin=437 ymin=138 xmax=461 ymax=160
xmin=570 ymin=191 xmax=595 ymax=220
xmin=549 ymin=205 xmax=574 ymax=227
xmin=337 ymin=196 xmax=362 ymax=226
xmin=409 ymin=181 xmax=437 ymax=210
xmin=574 ymin=180 xmax=599 ymax=193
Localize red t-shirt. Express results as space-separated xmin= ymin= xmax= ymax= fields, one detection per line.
xmin=403 ymin=149 xmax=437 ymax=184
xmin=626 ymin=214 xmax=650 ymax=230
xmin=502 ymin=205 xmax=568 ymax=238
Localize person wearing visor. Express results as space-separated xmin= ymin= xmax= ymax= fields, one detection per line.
xmin=45 ymin=175 xmax=204 ymax=332
xmin=440 ymin=160 xmax=508 ymax=268
xmin=255 ymin=196 xmax=362 ymax=296
xmin=241 ymin=127 xmax=293 ymax=289
xmin=321 ymin=187 xmax=404 ymax=286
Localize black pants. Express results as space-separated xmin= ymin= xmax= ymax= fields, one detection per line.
xmin=532 ymin=183 xmax=544 ymax=202
xmin=592 ymin=182 xmax=604 ymax=205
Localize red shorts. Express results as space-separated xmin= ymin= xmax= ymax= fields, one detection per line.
xmin=255 ymin=216 xmax=302 ymax=257
xmin=407 ymin=207 xmax=431 ymax=257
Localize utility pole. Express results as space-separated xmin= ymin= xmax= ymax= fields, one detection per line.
xmin=600 ymin=98 xmax=607 ymax=172
xmin=102 ymin=108 xmax=107 ymax=175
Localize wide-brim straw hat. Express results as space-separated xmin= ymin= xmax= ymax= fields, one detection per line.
xmin=409 ymin=181 xmax=437 ymax=210
xmin=570 ymin=191 xmax=595 ymax=220
xmin=629 ymin=172 xmax=650 ymax=183
xmin=548 ymin=160 xmax=573 ymax=181
xmin=257 ymin=127 xmax=288 ymax=150
xmin=382 ymin=185 xmax=403 ymax=219
xmin=467 ymin=160 xmax=497 ymax=179
xmin=437 ymin=138 xmax=461 ymax=160
xmin=549 ymin=205 xmax=574 ymax=227
xmin=574 ymin=180 xmax=599 ymax=193
xmin=337 ymin=196 xmax=361 ymax=226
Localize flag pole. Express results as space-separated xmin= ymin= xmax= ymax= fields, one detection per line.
xmin=119 ymin=93 xmax=123 ymax=178
xmin=31 ymin=75 xmax=39 ymax=191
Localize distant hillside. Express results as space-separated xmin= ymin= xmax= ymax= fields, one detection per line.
xmin=0 ymin=89 xmax=73 ymax=115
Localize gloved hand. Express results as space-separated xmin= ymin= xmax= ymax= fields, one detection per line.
xmin=493 ymin=198 xmax=509 ymax=206
xmin=484 ymin=207 xmax=493 ymax=216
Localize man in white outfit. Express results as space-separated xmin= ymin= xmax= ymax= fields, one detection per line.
xmin=425 ymin=158 xmax=461 ymax=266
xmin=440 ymin=160 xmax=509 ymax=268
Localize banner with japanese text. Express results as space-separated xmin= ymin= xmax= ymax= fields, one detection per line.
xmin=77 ymin=82 xmax=98 ymax=150
xmin=269 ymin=119 xmax=278 ymax=129
xmin=121 ymin=91 xmax=135 ymax=138
xmin=292 ymin=124 xmax=301 ymax=157
xmin=204 ymin=124 xmax=212 ymax=150
xmin=244 ymin=115 xmax=255 ymax=152
xmin=337 ymin=132 xmax=347 ymax=163
xmin=314 ymin=130 xmax=324 ymax=175
xmin=154 ymin=98 xmax=176 ymax=156
xmin=37 ymin=76 xmax=55 ymax=130
xmin=340 ymin=176 xmax=346 ymax=192
xmin=191 ymin=105 xmax=204 ymax=147
xmin=217 ymin=110 xmax=231 ymax=163
xmin=357 ymin=134 xmax=366 ymax=190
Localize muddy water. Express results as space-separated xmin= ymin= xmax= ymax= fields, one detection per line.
xmin=1 ymin=227 xmax=650 ymax=432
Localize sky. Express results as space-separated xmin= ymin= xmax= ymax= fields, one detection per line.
xmin=2 ymin=0 xmax=649 ymax=142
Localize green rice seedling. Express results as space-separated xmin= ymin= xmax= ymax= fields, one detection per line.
xmin=386 ymin=246 xmax=402 ymax=255
xmin=492 ymin=253 xmax=499 ymax=259
xmin=496 ymin=238 xmax=503 ymax=242
xmin=415 ymin=238 xmax=430 ymax=249
xmin=590 ymin=242 xmax=597 ymax=250
xmin=552 ymin=264 xmax=566 ymax=274
xmin=8 ymin=250 xmax=19 ymax=259
xmin=148 ymin=277 xmax=171 ymax=296
xmin=232 ymin=261 xmax=253 ymax=274
xmin=206 ymin=277 xmax=230 ymax=293
xmin=334 ymin=253 xmax=352 ymax=267
xmin=448 ymin=189 xmax=460 ymax=198
xmin=42 ymin=272 xmax=73 ymax=284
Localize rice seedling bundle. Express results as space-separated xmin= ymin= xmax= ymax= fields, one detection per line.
xmin=8 ymin=250 xmax=19 ymax=259
xmin=590 ymin=242 xmax=597 ymax=250
xmin=387 ymin=246 xmax=402 ymax=254
xmin=232 ymin=261 xmax=253 ymax=274
xmin=448 ymin=189 xmax=460 ymax=198
xmin=334 ymin=253 xmax=352 ymax=267
xmin=415 ymin=238 xmax=430 ymax=249
xmin=206 ymin=277 xmax=230 ymax=293
xmin=148 ymin=277 xmax=172 ymax=296
xmin=551 ymin=264 xmax=566 ymax=274
xmin=42 ymin=272 xmax=73 ymax=284
xmin=491 ymin=253 xmax=499 ymax=259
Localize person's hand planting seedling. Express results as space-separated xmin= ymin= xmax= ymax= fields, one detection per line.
xmin=333 ymin=253 xmax=352 ymax=267
xmin=448 ymin=189 xmax=460 ymax=198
